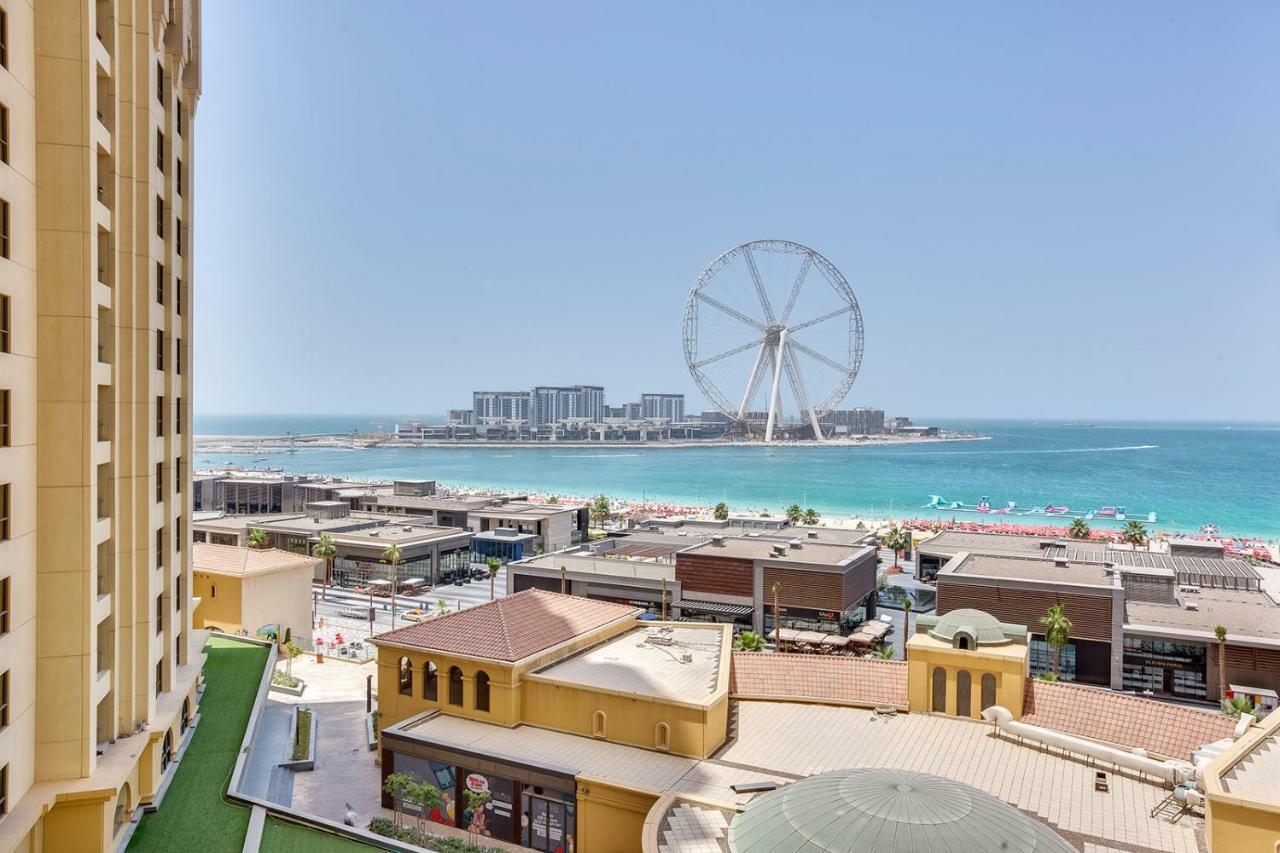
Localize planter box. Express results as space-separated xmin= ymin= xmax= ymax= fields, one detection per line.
xmin=365 ymin=713 xmax=379 ymax=752
xmin=281 ymin=706 xmax=317 ymax=771
xmin=269 ymin=678 xmax=306 ymax=697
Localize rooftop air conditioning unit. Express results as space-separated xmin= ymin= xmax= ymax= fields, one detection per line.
xmin=1054 ymin=559 xmax=1069 ymax=568
xmin=711 ymin=535 xmax=726 ymax=547
xmin=789 ymin=540 xmax=802 ymax=550
xmin=807 ymin=531 xmax=818 ymax=539
xmin=1182 ymin=599 xmax=1199 ymax=611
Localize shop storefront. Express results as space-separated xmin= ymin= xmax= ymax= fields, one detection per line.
xmin=1122 ymin=636 xmax=1208 ymax=700
xmin=763 ymin=597 xmax=874 ymax=636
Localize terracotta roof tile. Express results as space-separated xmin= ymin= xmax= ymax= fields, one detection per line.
xmin=1021 ymin=679 xmax=1235 ymax=759
xmin=729 ymin=652 xmax=908 ymax=708
xmin=370 ymin=589 xmax=639 ymax=662
xmin=193 ymin=542 xmax=321 ymax=577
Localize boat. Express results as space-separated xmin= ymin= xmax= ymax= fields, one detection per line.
xmin=922 ymin=496 xmax=1156 ymax=523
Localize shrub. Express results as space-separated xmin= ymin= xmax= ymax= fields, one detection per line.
xmin=292 ymin=708 xmax=312 ymax=761
xmin=271 ymin=669 xmax=301 ymax=688
xmin=368 ymin=817 xmax=502 ymax=852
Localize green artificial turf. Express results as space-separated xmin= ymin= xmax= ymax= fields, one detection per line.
xmin=128 ymin=636 xmax=270 ymax=852
xmin=259 ymin=817 xmax=388 ymax=852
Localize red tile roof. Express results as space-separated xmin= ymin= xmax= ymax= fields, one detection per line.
xmin=729 ymin=652 xmax=908 ymax=708
xmin=370 ymin=590 xmax=639 ymax=662
xmin=193 ymin=542 xmax=321 ymax=576
xmin=1021 ymin=679 xmax=1236 ymax=759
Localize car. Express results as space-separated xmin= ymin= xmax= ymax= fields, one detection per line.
xmin=338 ymin=607 xmax=371 ymax=620
xmin=402 ymin=609 xmax=426 ymax=623
xmin=470 ymin=568 xmax=488 ymax=580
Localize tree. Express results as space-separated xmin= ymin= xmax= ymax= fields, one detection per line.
xmin=802 ymin=508 xmax=819 ymax=525
xmin=1215 ymin=625 xmax=1228 ymax=705
xmin=383 ymin=772 xmax=415 ymax=828
xmin=1121 ymin=520 xmax=1148 ymax=550
xmin=382 ymin=542 xmax=402 ymax=630
xmin=771 ymin=581 xmax=782 ymax=644
xmin=734 ymin=630 xmax=765 ymax=652
xmin=313 ymin=533 xmax=337 ymax=600
xmin=1040 ymin=604 xmax=1073 ymax=680
xmin=589 ymin=494 xmax=611 ymax=528
xmin=883 ymin=525 xmax=909 ymax=570
xmin=247 ymin=528 xmax=270 ymax=550
xmin=872 ymin=644 xmax=895 ymax=660
xmin=406 ymin=779 xmax=443 ymax=836
xmin=486 ymin=556 xmax=501 ymax=601
xmin=281 ymin=640 xmax=302 ymax=677
xmin=436 ymin=598 xmax=448 ymax=617
xmin=465 ymin=789 xmax=492 ymax=843
xmin=547 ymin=495 xmax=559 ymax=505
xmin=1067 ymin=519 xmax=1091 ymax=540
xmin=713 ymin=501 xmax=729 ymax=521
xmin=786 ymin=504 xmax=803 ymax=525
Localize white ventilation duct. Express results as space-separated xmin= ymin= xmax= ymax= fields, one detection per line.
xmin=981 ymin=706 xmax=1195 ymax=787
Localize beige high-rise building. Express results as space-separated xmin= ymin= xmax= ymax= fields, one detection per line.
xmin=0 ymin=2 xmax=203 ymax=850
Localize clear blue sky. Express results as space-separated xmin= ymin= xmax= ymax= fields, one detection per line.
xmin=195 ymin=2 xmax=1280 ymax=421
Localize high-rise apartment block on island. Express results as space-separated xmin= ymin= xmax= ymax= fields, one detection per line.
xmin=0 ymin=2 xmax=202 ymax=850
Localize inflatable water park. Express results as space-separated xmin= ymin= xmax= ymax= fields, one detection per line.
xmin=924 ymin=495 xmax=1157 ymax=523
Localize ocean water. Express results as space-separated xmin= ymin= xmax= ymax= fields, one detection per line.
xmin=193 ymin=417 xmax=1280 ymax=538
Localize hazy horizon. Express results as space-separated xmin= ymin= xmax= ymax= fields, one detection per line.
xmin=195 ymin=3 xmax=1280 ymax=421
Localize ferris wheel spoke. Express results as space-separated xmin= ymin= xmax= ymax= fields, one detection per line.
xmin=779 ymin=253 xmax=813 ymax=323
xmin=696 ymin=292 xmax=767 ymax=332
xmin=788 ymin=304 xmax=852 ymax=333
xmin=693 ymin=337 xmax=766 ymax=369
xmin=789 ymin=339 xmax=852 ymax=375
xmin=742 ymin=247 xmax=777 ymax=324
xmin=782 ymin=344 xmax=826 ymax=441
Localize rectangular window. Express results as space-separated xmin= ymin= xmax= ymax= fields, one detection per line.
xmin=156 ymin=195 xmax=163 ymax=238
xmin=156 ymin=527 xmax=164 ymax=571
xmin=176 ymin=343 xmax=182 ymax=375
xmin=1 ymin=198 xmax=9 ymax=259
xmin=156 ymin=129 xmax=164 ymax=172
xmin=0 ymin=483 xmax=8 ymax=541
xmin=0 ymin=388 xmax=8 ymax=446
xmin=156 ymin=329 xmax=164 ymax=371
xmin=0 ymin=7 xmax=8 ymax=69
xmin=176 ymin=401 xmax=183 ymax=434
xmin=0 ymin=103 xmax=9 ymax=164
xmin=176 ymin=219 xmax=182 ymax=256
xmin=0 ymin=763 xmax=6 ymax=818
xmin=156 ymin=462 xmax=163 ymax=503
xmin=157 ymin=262 xmax=164 ymax=304
xmin=176 ymin=159 xmax=183 ymax=196
xmin=175 ymin=458 xmax=182 ymax=493
xmin=0 ymin=293 xmax=8 ymax=351
xmin=156 ymin=396 xmax=164 ymax=436
xmin=156 ymin=594 xmax=163 ymax=634
xmin=176 ymin=99 xmax=184 ymax=135
xmin=0 ymin=577 xmax=8 ymax=634
xmin=155 ymin=659 xmax=163 ymax=697
xmin=0 ymin=670 xmax=7 ymax=728
xmin=156 ymin=61 xmax=163 ymax=102
xmin=175 ymin=279 xmax=182 ymax=316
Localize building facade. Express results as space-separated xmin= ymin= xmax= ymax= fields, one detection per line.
xmin=472 ymin=390 xmax=530 ymax=423
xmin=639 ymin=393 xmax=684 ymax=423
xmin=0 ymin=3 xmax=204 ymax=850
xmin=530 ymin=385 xmax=604 ymax=427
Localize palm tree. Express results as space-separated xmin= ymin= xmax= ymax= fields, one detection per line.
xmin=313 ymin=533 xmax=337 ymax=600
xmin=883 ymin=525 xmax=908 ymax=570
xmin=1039 ymin=604 xmax=1073 ymax=680
xmin=1067 ymin=519 xmax=1091 ymax=540
xmin=713 ymin=501 xmax=729 ymax=521
xmin=771 ymin=580 xmax=782 ymax=644
xmin=382 ymin=542 xmax=402 ymax=630
xmin=1215 ymin=625 xmax=1228 ymax=705
xmin=734 ymin=630 xmax=766 ymax=652
xmin=486 ymin=556 xmax=501 ymax=601
xmin=802 ymin=508 xmax=819 ymax=525
xmin=436 ymin=598 xmax=448 ymax=617
xmin=1121 ymin=520 xmax=1148 ymax=550
xmin=589 ymin=494 xmax=611 ymax=528
xmin=247 ymin=528 xmax=270 ymax=549
xmin=786 ymin=504 xmax=803 ymax=525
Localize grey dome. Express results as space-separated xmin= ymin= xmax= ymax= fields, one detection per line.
xmin=728 ymin=768 xmax=1074 ymax=853
xmin=928 ymin=608 xmax=1011 ymax=645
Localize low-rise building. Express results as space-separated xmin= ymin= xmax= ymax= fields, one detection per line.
xmin=192 ymin=544 xmax=319 ymax=647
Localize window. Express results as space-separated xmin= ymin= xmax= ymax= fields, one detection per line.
xmin=0 ymin=483 xmax=8 ymax=541
xmin=156 ymin=129 xmax=164 ymax=172
xmin=398 ymin=657 xmax=412 ymax=695
xmin=0 ymin=7 xmax=7 ymax=69
xmin=981 ymin=673 xmax=997 ymax=711
xmin=175 ymin=458 xmax=182 ymax=493
xmin=176 ymin=219 xmax=182 ymax=256
xmin=931 ymin=667 xmax=947 ymax=713
xmin=956 ymin=670 xmax=972 ymax=718
xmin=591 ymin=710 xmax=606 ymax=738
xmin=176 ymin=160 xmax=183 ymax=196
xmin=156 ymin=195 xmax=163 ymax=238
xmin=156 ymin=61 xmax=163 ymax=101
xmin=655 ymin=722 xmax=670 ymax=751
xmin=155 ymin=659 xmax=163 ymax=697
xmin=475 ymin=671 xmax=490 ymax=712
xmin=210 ymin=583 xmax=215 ymax=599
xmin=423 ymin=661 xmax=438 ymax=701
xmin=447 ymin=666 xmax=463 ymax=706
xmin=156 ymin=262 xmax=164 ymax=304
xmin=0 ymin=577 xmax=8 ymax=634
xmin=156 ymin=396 xmax=164 ymax=436
xmin=176 ymin=402 xmax=182 ymax=434
xmin=0 ymin=388 xmax=8 ymax=446
xmin=1 ymin=198 xmax=9 ymax=258
xmin=0 ymin=670 xmax=8 ymax=728
xmin=156 ymin=462 xmax=163 ymax=503
xmin=156 ymin=594 xmax=163 ymax=634
xmin=176 ymin=343 xmax=182 ymax=375
xmin=175 ymin=279 xmax=182 ymax=316
xmin=176 ymin=99 xmax=184 ymax=135
xmin=0 ymin=103 xmax=9 ymax=164
xmin=156 ymin=329 xmax=163 ymax=370
xmin=0 ymin=293 xmax=8 ymax=351
xmin=175 ymin=575 xmax=183 ymax=609
xmin=0 ymin=763 xmax=6 ymax=818
xmin=156 ymin=528 xmax=164 ymax=571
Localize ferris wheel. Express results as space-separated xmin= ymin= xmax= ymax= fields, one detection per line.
xmin=682 ymin=240 xmax=864 ymax=441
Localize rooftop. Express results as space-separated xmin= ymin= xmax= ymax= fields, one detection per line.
xmin=917 ymin=530 xmax=1089 ymax=557
xmin=1219 ymin=716 xmax=1280 ymax=804
xmin=682 ymin=537 xmax=870 ymax=566
xmin=516 ymin=553 xmax=676 ymax=583
xmin=530 ymin=624 xmax=728 ymax=706
xmin=370 ymin=589 xmax=640 ymax=662
xmin=946 ymin=553 xmax=1116 ymax=587
xmin=192 ymin=543 xmax=320 ymax=577
xmin=1125 ymin=587 xmax=1280 ymax=642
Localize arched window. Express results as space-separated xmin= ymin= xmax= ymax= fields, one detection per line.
xmin=113 ymin=784 xmax=131 ymax=836
xmin=931 ymin=666 xmax=947 ymax=713
xmin=981 ymin=673 xmax=997 ymax=711
xmin=655 ymin=722 xmax=671 ymax=751
xmin=180 ymin=697 xmax=190 ymax=733
xmin=592 ymin=710 xmax=607 ymax=738
xmin=448 ymin=666 xmax=464 ymax=706
xmin=955 ymin=633 xmax=973 ymax=651
xmin=955 ymin=670 xmax=972 ymax=718
xmin=161 ymin=729 xmax=174 ymax=771
xmin=423 ymin=661 xmax=438 ymax=701
xmin=398 ymin=657 xmax=413 ymax=696
xmin=475 ymin=671 xmax=491 ymax=712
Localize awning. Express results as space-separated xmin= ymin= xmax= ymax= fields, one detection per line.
xmin=673 ymin=598 xmax=754 ymax=617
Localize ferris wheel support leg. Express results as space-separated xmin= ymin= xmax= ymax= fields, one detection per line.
xmin=738 ymin=342 xmax=770 ymax=419
xmin=765 ymin=332 xmax=787 ymax=442
xmin=782 ymin=342 xmax=825 ymax=442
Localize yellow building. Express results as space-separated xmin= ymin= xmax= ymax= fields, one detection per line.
xmin=0 ymin=2 xmax=203 ymax=851
xmin=192 ymin=543 xmax=319 ymax=647
xmin=372 ymin=590 xmax=732 ymax=850
xmin=1203 ymin=709 xmax=1280 ymax=853
xmin=906 ymin=609 xmax=1029 ymax=719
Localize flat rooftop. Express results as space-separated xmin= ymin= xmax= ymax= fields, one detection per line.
xmin=390 ymin=700 xmax=1202 ymax=852
xmin=1126 ymin=588 xmax=1280 ymax=642
xmin=530 ymin=625 xmax=728 ymax=706
xmin=918 ymin=530 xmax=1108 ymax=559
xmin=946 ymin=553 xmax=1116 ymax=587
xmin=191 ymin=511 xmax=469 ymax=544
xmin=515 ymin=553 xmax=676 ymax=583
xmin=682 ymin=538 xmax=870 ymax=566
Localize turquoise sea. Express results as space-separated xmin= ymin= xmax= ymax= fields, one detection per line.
xmin=194 ymin=416 xmax=1280 ymax=539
